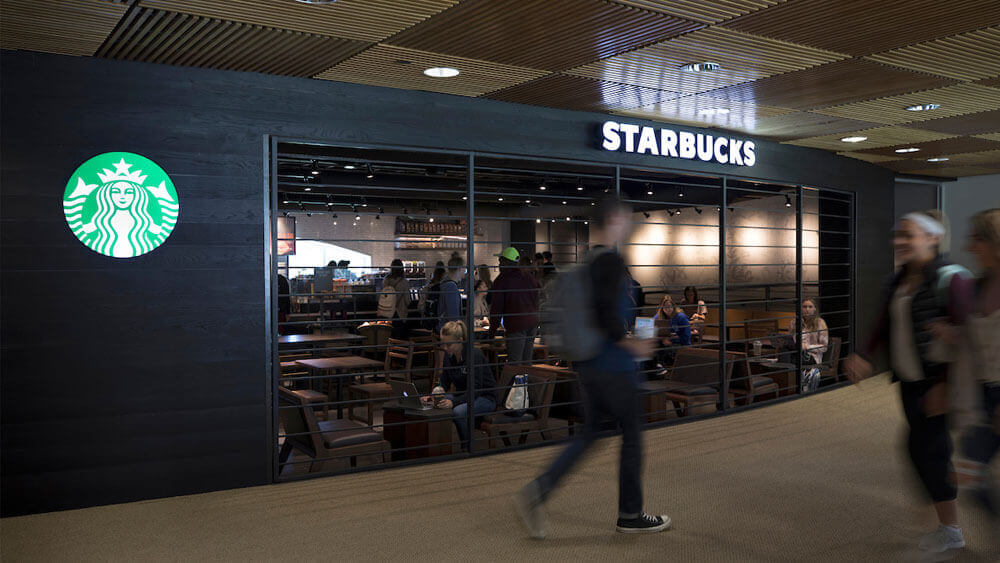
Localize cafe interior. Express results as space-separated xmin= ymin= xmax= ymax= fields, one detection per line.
xmin=272 ymin=141 xmax=853 ymax=478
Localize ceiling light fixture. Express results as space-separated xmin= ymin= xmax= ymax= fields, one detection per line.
xmin=365 ymin=163 xmax=375 ymax=179
xmin=462 ymin=196 xmax=468 ymax=200
xmin=905 ymin=103 xmax=941 ymax=112
xmin=668 ymin=210 xmax=675 ymax=217
xmin=895 ymin=147 xmax=920 ymax=153
xmin=429 ymin=217 xmax=435 ymax=223
xmin=675 ymin=208 xmax=681 ymax=215
xmin=539 ymin=183 xmax=547 ymax=190
xmin=927 ymin=157 xmax=950 ymax=162
xmin=525 ymin=199 xmax=531 ymax=204
xmin=695 ymin=207 xmax=702 ymax=214
xmin=577 ymin=179 xmax=584 ymax=191
xmin=536 ymin=218 xmax=541 ymax=223
xmin=697 ymin=108 xmax=730 ymax=116
xmin=344 ymin=164 xmax=356 ymax=170
xmin=840 ymin=136 xmax=868 ymax=143
xmin=643 ymin=212 xmax=651 ymax=219
xmin=304 ymin=187 xmax=312 ymax=191
xmin=680 ymin=62 xmax=721 ymax=72
xmin=562 ymin=201 xmax=567 ymax=205
xmin=785 ymin=195 xmax=792 ymax=208
xmin=678 ymin=190 xmax=684 ymax=197
xmin=566 ymin=216 xmax=571 ymax=221
xmin=424 ymin=67 xmax=460 ymax=78
xmin=310 ymin=160 xmax=320 ymax=175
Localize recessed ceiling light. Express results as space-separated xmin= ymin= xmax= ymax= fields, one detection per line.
xmin=304 ymin=187 xmax=312 ymax=191
xmin=498 ymin=197 xmax=504 ymax=201
xmin=840 ymin=136 xmax=868 ymax=143
xmin=895 ymin=147 xmax=920 ymax=153
xmin=424 ymin=67 xmax=460 ymax=78
xmin=680 ymin=62 xmax=721 ymax=72
xmin=697 ymin=108 xmax=731 ymax=116
xmin=927 ymin=157 xmax=950 ymax=162
xmin=343 ymin=164 xmax=356 ymax=170
xmin=905 ymin=103 xmax=941 ymax=112
xmin=536 ymin=218 xmax=541 ymax=223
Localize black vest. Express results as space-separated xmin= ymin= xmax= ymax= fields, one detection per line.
xmin=885 ymin=257 xmax=952 ymax=381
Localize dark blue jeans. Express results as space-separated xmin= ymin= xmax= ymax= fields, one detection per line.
xmin=962 ymin=382 xmax=1000 ymax=466
xmin=535 ymin=362 xmax=643 ymax=517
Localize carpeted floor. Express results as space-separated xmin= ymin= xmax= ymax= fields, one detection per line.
xmin=3 ymin=376 xmax=997 ymax=562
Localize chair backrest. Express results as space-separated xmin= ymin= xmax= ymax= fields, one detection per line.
xmin=671 ymin=347 xmax=735 ymax=387
xmin=277 ymin=387 xmax=322 ymax=456
xmin=820 ymin=336 xmax=842 ymax=376
xmin=523 ymin=369 xmax=558 ymax=423
xmin=384 ymin=338 xmax=414 ymax=382
xmin=745 ymin=319 xmax=778 ymax=342
xmin=725 ymin=350 xmax=754 ymax=390
xmin=359 ymin=323 xmax=392 ymax=358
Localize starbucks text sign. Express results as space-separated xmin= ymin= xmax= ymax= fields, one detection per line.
xmin=63 ymin=152 xmax=179 ymax=258
xmin=600 ymin=120 xmax=756 ymax=167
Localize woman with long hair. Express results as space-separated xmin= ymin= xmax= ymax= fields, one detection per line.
xmin=791 ymin=298 xmax=828 ymax=392
xmin=844 ymin=209 xmax=973 ymax=555
xmin=378 ymin=258 xmax=412 ymax=339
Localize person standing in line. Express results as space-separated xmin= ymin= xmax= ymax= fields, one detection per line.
xmin=843 ymin=210 xmax=973 ymax=555
xmin=378 ymin=258 xmax=412 ymax=340
xmin=490 ymin=247 xmax=540 ymax=367
xmin=514 ymin=197 xmax=668 ymax=538
xmin=476 ymin=264 xmax=493 ymax=306
xmin=541 ymin=251 xmax=558 ymax=283
xmin=946 ymin=209 xmax=1000 ymax=516
xmin=436 ymin=255 xmax=465 ymax=334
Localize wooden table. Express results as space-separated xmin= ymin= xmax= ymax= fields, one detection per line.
xmin=749 ymin=360 xmax=797 ymax=396
xmin=296 ymin=356 xmax=385 ymax=418
xmin=382 ymin=403 xmax=454 ymax=460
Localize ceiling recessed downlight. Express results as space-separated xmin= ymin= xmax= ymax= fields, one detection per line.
xmin=697 ymin=108 xmax=730 ymax=116
xmin=927 ymin=157 xmax=950 ymax=162
xmin=905 ymin=103 xmax=941 ymax=112
xmin=840 ymin=136 xmax=868 ymax=143
xmin=424 ymin=67 xmax=460 ymax=78
xmin=895 ymin=147 xmax=920 ymax=153
xmin=680 ymin=62 xmax=721 ymax=72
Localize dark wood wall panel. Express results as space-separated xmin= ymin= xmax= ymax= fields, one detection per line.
xmin=2 ymin=50 xmax=895 ymax=516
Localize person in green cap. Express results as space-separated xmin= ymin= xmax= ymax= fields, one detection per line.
xmin=490 ymin=246 xmax=541 ymax=366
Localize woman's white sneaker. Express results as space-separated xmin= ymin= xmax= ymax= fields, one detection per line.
xmin=917 ymin=525 xmax=965 ymax=553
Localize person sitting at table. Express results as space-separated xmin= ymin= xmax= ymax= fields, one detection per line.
xmin=670 ymin=303 xmax=692 ymax=347
xmin=679 ymin=286 xmax=707 ymax=338
xmin=652 ymin=294 xmax=674 ymax=321
xmin=423 ymin=320 xmax=498 ymax=450
xmin=789 ymin=298 xmax=828 ymax=366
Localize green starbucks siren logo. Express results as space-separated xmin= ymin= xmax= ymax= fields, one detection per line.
xmin=63 ymin=152 xmax=179 ymax=258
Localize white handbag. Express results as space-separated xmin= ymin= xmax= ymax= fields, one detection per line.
xmin=505 ymin=374 xmax=530 ymax=412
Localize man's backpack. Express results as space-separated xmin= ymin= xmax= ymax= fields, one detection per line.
xmin=377 ymin=279 xmax=399 ymax=319
xmin=541 ymin=248 xmax=611 ymax=362
xmin=421 ymin=282 xmax=441 ymax=329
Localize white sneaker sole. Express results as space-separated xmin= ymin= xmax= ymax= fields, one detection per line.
xmin=513 ymin=490 xmax=547 ymax=539
xmin=616 ymin=515 xmax=672 ymax=534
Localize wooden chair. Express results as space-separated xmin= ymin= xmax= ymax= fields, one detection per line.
xmin=357 ymin=322 xmax=392 ymax=360
xmin=277 ymin=387 xmax=389 ymax=474
xmin=409 ymin=334 xmax=438 ymax=392
xmin=479 ymin=366 xmax=557 ymax=448
xmin=346 ymin=338 xmax=414 ymax=427
xmin=656 ymin=347 xmax=734 ymax=417
xmin=818 ymin=336 xmax=843 ymax=382
xmin=726 ymin=350 xmax=780 ymax=406
xmin=744 ymin=319 xmax=779 ymax=353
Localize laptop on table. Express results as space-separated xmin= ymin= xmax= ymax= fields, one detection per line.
xmin=389 ymin=380 xmax=433 ymax=410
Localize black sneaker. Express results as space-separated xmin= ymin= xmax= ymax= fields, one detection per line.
xmin=616 ymin=513 xmax=671 ymax=534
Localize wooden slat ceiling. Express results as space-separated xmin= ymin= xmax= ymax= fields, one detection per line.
xmin=3 ymin=0 xmax=1000 ymax=178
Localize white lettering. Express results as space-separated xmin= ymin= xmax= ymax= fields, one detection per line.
xmin=743 ymin=141 xmax=756 ymax=167
xmin=729 ymin=139 xmax=744 ymax=165
xmin=601 ymin=121 xmax=621 ymax=151
xmin=679 ymin=131 xmax=696 ymax=159
xmin=637 ymin=126 xmax=659 ymax=155
xmin=696 ymin=134 xmax=714 ymax=161
xmin=713 ymin=136 xmax=728 ymax=163
xmin=660 ymin=129 xmax=678 ymax=157
xmin=620 ymin=123 xmax=640 ymax=153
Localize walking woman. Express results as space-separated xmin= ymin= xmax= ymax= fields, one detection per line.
xmin=843 ymin=210 xmax=973 ymax=554
xmin=955 ymin=209 xmax=1000 ymax=516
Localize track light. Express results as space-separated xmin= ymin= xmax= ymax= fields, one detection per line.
xmin=678 ymin=190 xmax=684 ymax=197
xmin=785 ymin=194 xmax=792 ymax=208
xmin=675 ymin=208 xmax=681 ymax=215
xmin=562 ymin=201 xmax=567 ymax=205
xmin=429 ymin=217 xmax=435 ymax=223
xmin=642 ymin=211 xmax=651 ymax=218
xmin=355 ymin=213 xmax=361 ymax=221
xmin=695 ymin=207 xmax=702 ymax=214
xmin=539 ymin=182 xmax=547 ymax=191
xmin=365 ymin=163 xmax=375 ymax=179
xmin=498 ymin=197 xmax=504 ymax=201
xmin=566 ymin=216 xmax=571 ymax=221
xmin=645 ymin=182 xmax=653 ymax=196
xmin=306 ymin=212 xmax=312 ymax=217
xmin=331 ymin=213 xmax=338 ymax=219
xmin=577 ymin=179 xmax=584 ymax=191
xmin=536 ymin=218 xmax=541 ymax=223
xmin=282 ymin=211 xmax=288 ymax=217
xmin=375 ymin=214 xmax=381 ymax=220
xmin=310 ymin=160 xmax=320 ymax=175
xmin=668 ymin=210 xmax=675 ymax=217
xmin=378 ymin=206 xmax=384 ymax=214
xmin=447 ymin=209 xmax=453 ymax=216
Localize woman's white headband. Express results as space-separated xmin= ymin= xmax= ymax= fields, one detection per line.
xmin=899 ymin=212 xmax=946 ymax=236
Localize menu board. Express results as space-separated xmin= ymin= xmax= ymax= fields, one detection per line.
xmin=277 ymin=216 xmax=295 ymax=256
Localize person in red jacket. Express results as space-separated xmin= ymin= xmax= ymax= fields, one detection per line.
xmin=490 ymin=247 xmax=540 ymax=367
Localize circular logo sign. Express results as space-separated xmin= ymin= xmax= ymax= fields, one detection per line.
xmin=63 ymin=152 xmax=179 ymax=258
